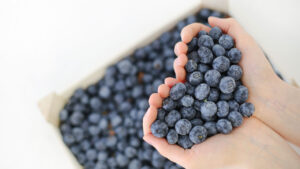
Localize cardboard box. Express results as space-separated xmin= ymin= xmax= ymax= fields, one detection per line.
xmin=38 ymin=0 xmax=300 ymax=168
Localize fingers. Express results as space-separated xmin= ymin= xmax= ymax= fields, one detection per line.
xmin=174 ymin=42 xmax=188 ymax=56
xmin=174 ymin=54 xmax=188 ymax=82
xmin=143 ymin=106 xmax=158 ymax=135
xmin=165 ymin=77 xmax=179 ymax=88
xmin=149 ymin=93 xmax=163 ymax=108
xmin=158 ymin=84 xmax=170 ymax=98
xmin=143 ymin=134 xmax=189 ymax=165
xmin=181 ymin=23 xmax=211 ymax=43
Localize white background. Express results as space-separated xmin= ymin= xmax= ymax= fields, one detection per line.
xmin=0 ymin=0 xmax=299 ymax=169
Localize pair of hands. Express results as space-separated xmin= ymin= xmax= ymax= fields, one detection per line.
xmin=143 ymin=17 xmax=300 ymax=169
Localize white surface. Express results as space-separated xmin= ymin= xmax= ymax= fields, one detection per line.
xmin=0 ymin=0 xmax=202 ymax=169
xmin=0 ymin=0 xmax=300 ymax=169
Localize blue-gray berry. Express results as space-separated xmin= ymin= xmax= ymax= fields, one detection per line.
xmin=178 ymin=135 xmax=193 ymax=149
xmin=188 ymin=71 xmax=203 ymax=85
xmin=195 ymin=83 xmax=210 ymax=100
xmin=181 ymin=107 xmax=196 ymax=120
xmin=212 ymin=44 xmax=226 ymax=56
xmin=239 ymin=102 xmax=255 ymax=117
xmin=191 ymin=118 xmax=204 ymax=126
xmin=219 ymin=93 xmax=233 ymax=100
xmin=175 ymin=119 xmax=192 ymax=135
xmin=180 ymin=95 xmax=194 ymax=107
xmin=207 ymin=88 xmax=220 ymax=102
xmin=227 ymin=65 xmax=243 ymax=80
xmin=170 ymin=83 xmax=187 ymax=100
xmin=227 ymin=48 xmax=242 ymax=63
xmin=212 ymin=56 xmax=230 ymax=72
xmin=165 ymin=110 xmax=181 ymax=127
xmin=209 ymin=27 xmax=222 ymax=40
xmin=228 ymin=111 xmax=243 ymax=127
xmin=204 ymin=70 xmax=221 ymax=87
xmin=198 ymin=35 xmax=214 ymax=48
xmin=162 ymin=97 xmax=177 ymax=111
xmin=167 ymin=129 xmax=178 ymax=144
xmin=151 ymin=120 xmax=169 ymax=138
xmin=201 ymin=101 xmax=217 ymax=120
xmin=219 ymin=34 xmax=234 ymax=49
xmin=187 ymin=37 xmax=198 ymax=52
xmin=217 ymin=101 xmax=229 ymax=117
xmin=185 ymin=60 xmax=198 ymax=73
xmin=157 ymin=108 xmax=167 ymax=121
xmin=219 ymin=76 xmax=236 ymax=94
xmin=234 ymin=85 xmax=248 ymax=103
xmin=204 ymin=122 xmax=218 ymax=136
xmin=228 ymin=100 xmax=240 ymax=111
xmin=216 ymin=119 xmax=233 ymax=134
xmin=189 ymin=126 xmax=207 ymax=144
xmin=197 ymin=63 xmax=210 ymax=73
xmin=198 ymin=46 xmax=214 ymax=64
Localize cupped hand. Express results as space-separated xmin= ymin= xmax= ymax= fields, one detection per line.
xmin=143 ymin=17 xmax=300 ymax=169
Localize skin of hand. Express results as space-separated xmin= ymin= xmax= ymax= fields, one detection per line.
xmin=143 ymin=17 xmax=300 ymax=169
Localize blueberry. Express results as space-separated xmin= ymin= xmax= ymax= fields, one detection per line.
xmin=132 ymin=85 xmax=143 ymax=98
xmin=98 ymin=86 xmax=111 ymax=99
xmin=157 ymin=108 xmax=167 ymax=121
xmin=198 ymin=63 xmax=210 ymax=73
xmin=204 ymin=122 xmax=218 ymax=136
xmin=115 ymin=127 xmax=128 ymax=138
xmin=198 ymin=35 xmax=214 ymax=48
xmin=88 ymin=113 xmax=100 ymax=124
xmin=198 ymin=30 xmax=208 ymax=37
xmin=72 ymin=127 xmax=84 ymax=141
xmin=114 ymin=80 xmax=126 ymax=91
xmin=188 ymin=37 xmax=198 ymax=52
xmin=151 ymin=151 xmax=165 ymax=168
xmin=234 ymin=85 xmax=248 ymax=103
xmin=198 ymin=46 xmax=214 ymax=64
xmin=209 ymin=27 xmax=222 ymax=40
xmin=86 ymin=149 xmax=97 ymax=161
xmin=216 ymin=119 xmax=233 ymax=134
xmin=165 ymin=110 xmax=181 ymax=127
xmin=204 ymin=70 xmax=221 ymax=87
xmin=151 ymin=120 xmax=169 ymax=137
xmin=125 ymin=146 xmax=137 ymax=158
xmin=152 ymin=79 xmax=163 ymax=92
xmin=216 ymin=101 xmax=229 ymax=117
xmin=97 ymin=152 xmax=108 ymax=161
xmin=125 ymin=76 xmax=138 ymax=87
xmin=177 ymin=20 xmax=186 ymax=31
xmin=107 ymin=157 xmax=117 ymax=168
xmin=227 ymin=65 xmax=243 ymax=80
xmin=189 ymin=126 xmax=207 ymax=144
xmin=98 ymin=118 xmax=108 ymax=131
xmin=227 ymin=48 xmax=242 ymax=63
xmin=130 ymin=137 xmax=141 ymax=147
xmin=239 ymin=102 xmax=255 ymax=117
xmin=153 ymin=58 xmax=163 ymax=71
xmin=180 ymin=107 xmax=196 ymax=120
xmin=60 ymin=123 xmax=71 ymax=133
xmin=167 ymin=129 xmax=178 ymax=144
xmin=63 ymin=133 xmax=75 ymax=145
xmin=160 ymin=32 xmax=172 ymax=44
xmin=162 ymin=97 xmax=177 ymax=111
xmin=178 ymin=135 xmax=193 ymax=149
xmin=228 ymin=111 xmax=243 ymax=127
xmin=193 ymin=100 xmax=202 ymax=111
xmin=175 ymin=119 xmax=192 ymax=135
xmin=59 ymin=109 xmax=68 ymax=122
xmin=191 ymin=118 xmax=204 ymax=126
xmin=117 ymin=59 xmax=132 ymax=74
xmin=116 ymin=153 xmax=129 ymax=167
xmin=219 ymin=76 xmax=236 ymax=94
xmin=228 ymin=100 xmax=240 ymax=111
xmin=219 ymin=93 xmax=233 ymax=101
xmin=207 ymin=88 xmax=220 ymax=102
xmin=186 ymin=15 xmax=197 ymax=24
xmin=87 ymin=84 xmax=98 ymax=95
xmin=180 ymin=95 xmax=194 ymax=107
xmin=194 ymin=83 xmax=210 ymax=100
xmin=212 ymin=44 xmax=226 ymax=56
xmin=170 ymin=83 xmax=187 ymax=100
xmin=129 ymin=159 xmax=142 ymax=169
xmin=212 ymin=56 xmax=230 ymax=72
xmin=188 ymin=51 xmax=200 ymax=63
xmin=185 ymin=60 xmax=198 ymax=73
xmin=188 ymin=71 xmax=203 ymax=85
xmin=198 ymin=8 xmax=211 ymax=20
xmin=89 ymin=97 xmax=102 ymax=111
xmin=106 ymin=136 xmax=117 ymax=148
xmin=73 ymin=88 xmax=85 ymax=99
xmin=77 ymin=153 xmax=86 ymax=164
xmin=110 ymin=115 xmax=122 ymax=127
xmin=219 ymin=34 xmax=234 ymax=49
xmin=201 ymin=101 xmax=217 ymax=120
xmin=80 ymin=139 xmax=91 ymax=151
xmin=70 ymin=111 xmax=84 ymax=126
xmin=185 ymin=82 xmax=195 ymax=95
xmin=95 ymin=162 xmax=108 ymax=169
xmin=211 ymin=11 xmax=224 ymax=18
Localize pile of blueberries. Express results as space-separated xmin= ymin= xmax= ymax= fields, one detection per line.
xmin=150 ymin=27 xmax=255 ymax=149
xmin=59 ymin=8 xmax=226 ymax=169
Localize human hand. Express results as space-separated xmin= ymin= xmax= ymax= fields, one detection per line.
xmin=143 ymin=17 xmax=300 ymax=169
xmin=174 ymin=17 xmax=300 ymax=147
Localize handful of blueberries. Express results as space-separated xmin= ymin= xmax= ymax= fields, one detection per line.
xmin=151 ymin=27 xmax=255 ymax=149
